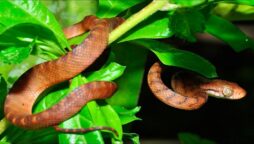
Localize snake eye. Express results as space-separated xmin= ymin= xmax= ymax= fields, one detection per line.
xmin=223 ymin=86 xmax=234 ymax=97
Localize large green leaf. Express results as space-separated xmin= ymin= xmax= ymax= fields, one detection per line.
xmin=0 ymin=24 xmax=66 ymax=60
xmin=212 ymin=3 xmax=254 ymax=21
xmin=205 ymin=15 xmax=254 ymax=51
xmin=107 ymin=42 xmax=148 ymax=108
xmin=34 ymin=88 xmax=69 ymax=113
xmin=170 ymin=10 xmax=206 ymax=42
xmin=215 ymin=0 xmax=254 ymax=6
xmin=134 ymin=39 xmax=217 ymax=78
xmin=97 ymin=0 xmax=145 ymax=18
xmin=10 ymin=129 xmax=57 ymax=144
xmin=86 ymin=62 xmax=126 ymax=81
xmin=86 ymin=101 xmax=123 ymax=140
xmin=119 ymin=12 xmax=174 ymax=42
xmin=0 ymin=0 xmax=68 ymax=51
xmin=112 ymin=106 xmax=141 ymax=125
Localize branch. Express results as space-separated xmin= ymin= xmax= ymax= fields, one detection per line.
xmin=108 ymin=0 xmax=169 ymax=44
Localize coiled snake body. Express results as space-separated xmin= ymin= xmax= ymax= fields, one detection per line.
xmin=3 ymin=15 xmax=246 ymax=135
xmin=4 ymin=16 xmax=124 ymax=133
xmin=148 ymin=62 xmax=246 ymax=110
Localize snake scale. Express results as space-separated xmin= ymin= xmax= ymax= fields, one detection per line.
xmin=3 ymin=15 xmax=247 ymax=135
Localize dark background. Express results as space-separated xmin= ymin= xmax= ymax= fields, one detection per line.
xmin=133 ymin=22 xmax=254 ymax=144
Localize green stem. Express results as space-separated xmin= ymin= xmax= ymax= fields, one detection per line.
xmin=108 ymin=0 xmax=168 ymax=44
xmin=0 ymin=118 xmax=10 ymax=135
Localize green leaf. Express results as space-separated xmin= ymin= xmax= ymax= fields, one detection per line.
xmin=97 ymin=0 xmax=145 ymax=18
xmin=0 ymin=55 xmax=44 ymax=86
xmin=213 ymin=3 xmax=254 ymax=21
xmin=0 ymin=46 xmax=31 ymax=64
xmin=170 ymin=10 xmax=206 ymax=42
xmin=205 ymin=15 xmax=254 ymax=51
xmin=34 ymin=88 xmax=69 ymax=113
xmin=87 ymin=62 xmax=126 ymax=81
xmin=133 ymin=39 xmax=217 ymax=78
xmin=123 ymin=133 xmax=140 ymax=144
xmin=42 ymin=0 xmax=98 ymax=27
xmin=68 ymin=75 xmax=88 ymax=91
xmin=171 ymin=0 xmax=206 ymax=7
xmin=112 ymin=106 xmax=141 ymax=125
xmin=0 ymin=0 xmax=68 ymax=51
xmin=0 ymin=76 xmax=7 ymax=118
xmin=178 ymin=132 xmax=216 ymax=144
xmin=119 ymin=12 xmax=174 ymax=42
xmin=0 ymin=24 xmax=66 ymax=59
xmin=0 ymin=121 xmax=57 ymax=144
xmin=12 ymin=128 xmax=57 ymax=144
xmin=86 ymin=101 xmax=123 ymax=139
xmin=107 ymin=42 xmax=148 ymax=107
xmin=58 ymin=114 xmax=104 ymax=144
xmin=0 ymin=142 xmax=10 ymax=144
xmin=214 ymin=0 xmax=254 ymax=6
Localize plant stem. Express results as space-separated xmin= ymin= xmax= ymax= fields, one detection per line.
xmin=0 ymin=118 xmax=10 ymax=135
xmin=108 ymin=0 xmax=168 ymax=44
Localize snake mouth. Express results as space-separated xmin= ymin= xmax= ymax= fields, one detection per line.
xmin=204 ymin=89 xmax=224 ymax=98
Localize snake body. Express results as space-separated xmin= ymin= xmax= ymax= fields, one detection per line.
xmin=4 ymin=16 xmax=124 ymax=130
xmin=3 ymin=14 xmax=247 ymax=134
xmin=148 ymin=62 xmax=246 ymax=110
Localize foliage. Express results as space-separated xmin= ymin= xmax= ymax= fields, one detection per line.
xmin=0 ymin=0 xmax=253 ymax=143
xmin=178 ymin=132 xmax=216 ymax=144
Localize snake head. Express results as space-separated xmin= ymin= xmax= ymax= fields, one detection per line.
xmin=201 ymin=80 xmax=247 ymax=99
